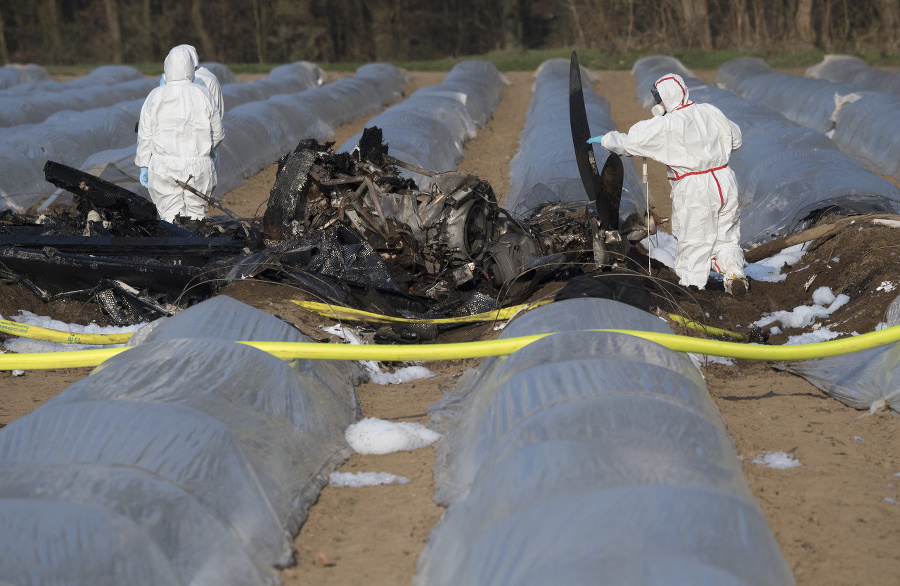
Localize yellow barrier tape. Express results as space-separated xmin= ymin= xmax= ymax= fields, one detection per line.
xmin=292 ymin=299 xmax=552 ymax=324
xmin=0 ymin=347 xmax=131 ymax=370
xmin=293 ymin=299 xmax=747 ymax=342
xmin=667 ymin=314 xmax=746 ymax=342
xmin=0 ymin=300 xmax=741 ymax=353
xmin=3 ymin=324 xmax=900 ymax=370
xmin=0 ymin=318 xmax=134 ymax=345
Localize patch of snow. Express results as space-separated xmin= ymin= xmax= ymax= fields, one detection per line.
xmin=345 ymin=417 xmax=440 ymax=455
xmin=877 ymin=281 xmax=896 ymax=293
xmin=745 ymin=243 xmax=808 ymax=283
xmin=367 ymin=365 xmax=436 ymax=385
xmin=640 ymin=231 xmax=676 ymax=267
xmin=329 ymin=471 xmax=410 ymax=487
xmin=785 ymin=328 xmax=842 ymax=345
xmin=811 ymin=286 xmax=836 ymax=306
xmin=753 ymin=288 xmax=849 ymax=330
xmin=322 ymin=324 xmax=436 ymax=385
xmin=752 ymin=451 xmax=801 ymax=469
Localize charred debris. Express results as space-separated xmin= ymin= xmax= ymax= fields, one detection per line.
xmin=1 ymin=128 xmax=652 ymax=340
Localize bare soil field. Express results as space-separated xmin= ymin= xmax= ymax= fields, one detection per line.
xmin=1 ymin=67 xmax=899 ymax=585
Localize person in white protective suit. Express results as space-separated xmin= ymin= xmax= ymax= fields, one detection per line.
xmin=588 ymin=72 xmax=749 ymax=293
xmin=159 ymin=44 xmax=224 ymax=174
xmin=136 ymin=45 xmax=223 ymax=223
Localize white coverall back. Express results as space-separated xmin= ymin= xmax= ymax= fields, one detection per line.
xmin=136 ymin=46 xmax=224 ymax=222
xmin=601 ymin=73 xmax=746 ymax=289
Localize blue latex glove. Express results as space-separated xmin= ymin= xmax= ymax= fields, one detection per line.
xmin=139 ymin=167 xmax=149 ymax=188
xmin=586 ymin=134 xmax=605 ymax=144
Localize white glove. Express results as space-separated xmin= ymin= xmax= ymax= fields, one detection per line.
xmin=651 ymin=103 xmax=666 ymax=117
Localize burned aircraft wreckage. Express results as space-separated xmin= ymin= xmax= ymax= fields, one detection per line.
xmin=0 ymin=127 xmax=652 ymax=339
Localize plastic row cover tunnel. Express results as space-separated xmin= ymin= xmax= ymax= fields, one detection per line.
xmin=77 ymin=63 xmax=409 ymax=201
xmin=805 ymin=54 xmax=900 ymax=96
xmin=339 ymin=60 xmax=507 ymax=188
xmin=0 ymin=68 xmax=155 ymax=128
xmin=716 ymin=57 xmax=855 ymax=134
xmin=504 ymin=58 xmax=650 ymax=222
xmin=417 ymin=298 xmax=794 ymax=585
xmin=0 ymin=64 xmax=143 ymax=98
xmin=0 ymin=63 xmax=49 ymax=90
xmin=218 ymin=61 xmax=323 ymax=111
xmin=0 ymin=296 xmax=361 ymax=585
xmin=632 ymin=55 xmax=900 ymax=246
xmin=717 ymin=57 xmax=900 ymax=183
xmin=775 ymin=294 xmax=900 ymax=414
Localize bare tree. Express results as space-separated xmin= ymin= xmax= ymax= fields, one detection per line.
xmin=820 ymin=0 xmax=834 ymax=46
xmin=102 ymin=0 xmax=123 ymax=63
xmin=141 ymin=0 xmax=154 ymax=61
xmin=878 ymin=0 xmax=898 ymax=47
xmin=43 ymin=0 xmax=62 ymax=62
xmin=502 ymin=0 xmax=524 ymax=50
xmin=796 ymin=0 xmax=816 ymax=45
xmin=728 ymin=0 xmax=749 ymax=48
xmin=0 ymin=4 xmax=8 ymax=64
xmin=371 ymin=0 xmax=408 ymax=61
xmin=251 ymin=0 xmax=266 ymax=63
xmin=680 ymin=0 xmax=711 ymax=49
xmin=191 ymin=0 xmax=216 ymax=61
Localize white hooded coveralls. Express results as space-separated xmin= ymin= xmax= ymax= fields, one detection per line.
xmin=601 ymin=73 xmax=746 ymax=288
xmin=136 ymin=46 xmax=224 ymax=222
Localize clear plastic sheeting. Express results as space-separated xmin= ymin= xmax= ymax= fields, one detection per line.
xmin=775 ymin=294 xmax=900 ymax=413
xmin=805 ymin=54 xmax=900 ymax=95
xmin=0 ymin=77 xmax=155 ymax=128
xmin=830 ymin=91 xmax=900 ymax=182
xmin=505 ymin=58 xmax=649 ymax=221
xmin=201 ymin=61 xmax=238 ymax=86
xmin=339 ymin=60 xmax=506 ymax=189
xmin=632 ymin=55 xmax=900 ymax=246
xmin=716 ymin=57 xmax=853 ymax=134
xmin=0 ymin=65 xmax=142 ymax=97
xmin=715 ymin=57 xmax=772 ymax=91
xmin=0 ymin=296 xmax=361 ymax=585
xmin=75 ymin=63 xmax=409 ymax=201
xmin=717 ymin=57 xmax=900 ymax=183
xmin=0 ymin=63 xmax=49 ymax=90
xmin=418 ymin=298 xmax=793 ymax=586
xmin=220 ymin=61 xmax=324 ymax=110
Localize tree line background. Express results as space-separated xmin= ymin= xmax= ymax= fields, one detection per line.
xmin=0 ymin=0 xmax=898 ymax=66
